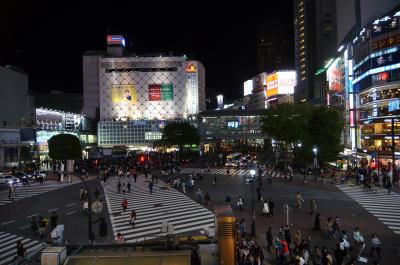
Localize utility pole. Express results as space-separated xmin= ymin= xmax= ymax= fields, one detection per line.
xmin=392 ymin=118 xmax=396 ymax=180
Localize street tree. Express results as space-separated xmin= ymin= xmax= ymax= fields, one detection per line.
xmin=308 ymin=106 xmax=344 ymax=164
xmin=48 ymin=134 xmax=82 ymax=160
xmin=162 ymin=122 xmax=200 ymax=160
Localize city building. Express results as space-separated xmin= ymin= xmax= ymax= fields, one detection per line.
xmin=82 ymin=35 xmax=206 ymax=149
xmin=0 ymin=65 xmax=33 ymax=127
xmin=257 ymin=18 xmax=293 ymax=73
xmin=265 ymin=71 xmax=296 ymax=108
xmin=35 ymin=108 xmax=96 ymax=161
xmin=353 ymin=7 xmax=400 ymax=166
xmin=198 ymin=109 xmax=266 ymax=153
xmin=294 ymin=0 xmax=337 ymax=103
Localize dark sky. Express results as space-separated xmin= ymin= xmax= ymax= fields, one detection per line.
xmin=0 ymin=1 xmax=294 ymax=101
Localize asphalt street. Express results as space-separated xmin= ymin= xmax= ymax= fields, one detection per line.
xmin=0 ymin=178 xmax=113 ymax=244
xmin=167 ymin=168 xmax=400 ymax=265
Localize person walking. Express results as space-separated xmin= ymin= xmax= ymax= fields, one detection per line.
xmin=310 ymin=198 xmax=317 ymax=215
xmin=117 ymin=181 xmax=121 ymax=193
xmin=293 ymin=230 xmax=302 ymax=254
xmin=115 ymin=232 xmax=126 ymax=244
xmin=30 ymin=216 xmax=38 ymax=236
xmin=127 ymin=182 xmax=131 ymax=193
xmin=296 ymin=192 xmax=304 ymax=209
xmin=182 ymin=181 xmax=186 ymax=193
xmin=16 ymin=240 xmax=26 ymax=258
xmin=226 ymin=168 xmax=230 ymax=176
xmin=369 ymin=234 xmax=382 ymax=260
xmin=313 ymin=213 xmax=321 ymax=231
xmin=38 ymin=216 xmax=47 ymax=239
xmin=262 ymin=199 xmax=270 ymax=217
xmin=83 ymin=200 xmax=89 ymax=215
xmin=121 ymin=198 xmax=128 ymax=212
xmin=122 ymin=182 xmax=126 ymax=194
xmin=266 ymin=227 xmax=273 ymax=253
xmin=284 ymin=225 xmax=292 ymax=253
xmin=50 ymin=211 xmax=58 ymax=230
xmin=204 ymin=192 xmax=210 ymax=205
xmin=268 ymin=197 xmax=275 ymax=217
xmin=129 ymin=210 xmax=137 ymax=228
xmin=149 ymin=181 xmax=153 ymax=194
xmin=237 ymin=196 xmax=244 ymax=211
xmin=94 ymin=188 xmax=100 ymax=199
xmin=322 ymin=246 xmax=333 ymax=265
xmin=8 ymin=186 xmax=13 ymax=201
xmin=353 ymin=226 xmax=366 ymax=258
xmin=239 ymin=218 xmax=246 ymax=238
xmin=213 ymin=175 xmax=217 ymax=186
xmin=80 ymin=187 xmax=85 ymax=200
xmin=256 ymin=186 xmax=262 ymax=202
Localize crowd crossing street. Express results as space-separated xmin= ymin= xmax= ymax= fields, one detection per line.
xmin=179 ymin=167 xmax=285 ymax=178
xmin=0 ymin=231 xmax=44 ymax=265
xmin=0 ymin=181 xmax=73 ymax=206
xmin=338 ymin=184 xmax=400 ymax=235
xmin=103 ymin=174 xmax=215 ymax=243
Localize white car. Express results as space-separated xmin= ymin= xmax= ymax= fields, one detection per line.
xmin=0 ymin=175 xmax=20 ymax=185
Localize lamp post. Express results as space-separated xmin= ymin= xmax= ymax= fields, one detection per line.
xmin=313 ymin=147 xmax=318 ymax=181
xmin=250 ymin=169 xmax=256 ymax=215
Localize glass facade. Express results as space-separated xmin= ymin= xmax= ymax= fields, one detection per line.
xmin=97 ymin=120 xmax=166 ymax=147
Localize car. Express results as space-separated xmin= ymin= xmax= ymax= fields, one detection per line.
xmin=33 ymin=170 xmax=48 ymax=180
xmin=14 ymin=171 xmax=33 ymax=180
xmin=0 ymin=175 xmax=20 ymax=185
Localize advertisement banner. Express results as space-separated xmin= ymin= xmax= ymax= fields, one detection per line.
xmin=148 ymin=84 xmax=161 ymax=101
xmin=148 ymin=83 xmax=174 ymax=101
xmin=161 ymin=83 xmax=174 ymax=101
xmin=110 ymin=85 xmax=137 ymax=103
xmin=327 ymin=57 xmax=345 ymax=92
xmin=266 ymin=72 xmax=278 ymax=97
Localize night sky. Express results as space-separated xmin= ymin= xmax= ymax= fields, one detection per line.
xmin=1 ymin=1 xmax=293 ymax=101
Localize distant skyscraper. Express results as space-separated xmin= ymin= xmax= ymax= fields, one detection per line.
xmin=257 ymin=18 xmax=293 ymax=73
xmin=294 ymin=0 xmax=337 ymax=103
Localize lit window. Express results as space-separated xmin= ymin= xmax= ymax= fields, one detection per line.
xmin=301 ymin=64 xmax=306 ymax=68
xmin=301 ymin=58 xmax=305 ymax=62
xmin=300 ymin=26 xmax=304 ymax=31
xmin=301 ymin=77 xmax=306 ymax=81
xmin=300 ymin=33 xmax=304 ymax=37
xmin=300 ymin=39 xmax=305 ymax=43
xmin=300 ymin=45 xmax=305 ymax=50
xmin=300 ymin=52 xmax=305 ymax=56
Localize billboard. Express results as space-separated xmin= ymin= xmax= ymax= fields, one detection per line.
xmin=266 ymin=73 xmax=278 ymax=97
xmin=148 ymin=83 xmax=174 ymax=101
xmin=327 ymin=57 xmax=345 ymax=92
xmin=266 ymin=71 xmax=296 ymax=97
xmin=106 ymin=35 xmax=126 ymax=46
xmin=243 ymin=80 xmax=253 ymax=96
xmin=36 ymin=108 xmax=86 ymax=131
xmin=110 ymin=85 xmax=137 ymax=103
xmin=252 ymin=73 xmax=266 ymax=92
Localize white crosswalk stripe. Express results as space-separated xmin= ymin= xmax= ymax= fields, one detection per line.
xmin=337 ymin=185 xmax=400 ymax=235
xmin=0 ymin=231 xmax=44 ymax=265
xmin=0 ymin=182 xmax=73 ymax=206
xmin=178 ymin=167 xmax=285 ymax=178
xmin=103 ymin=176 xmax=215 ymax=243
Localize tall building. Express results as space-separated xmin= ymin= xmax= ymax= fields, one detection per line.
xmin=82 ymin=35 xmax=206 ymax=149
xmin=294 ymin=0 xmax=337 ymax=103
xmin=257 ymin=18 xmax=293 ymax=73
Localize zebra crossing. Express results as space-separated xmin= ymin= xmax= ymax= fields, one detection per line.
xmin=337 ymin=185 xmax=400 ymax=235
xmin=103 ymin=176 xmax=215 ymax=243
xmin=0 ymin=231 xmax=44 ymax=265
xmin=0 ymin=181 xmax=73 ymax=206
xmin=178 ymin=167 xmax=285 ymax=178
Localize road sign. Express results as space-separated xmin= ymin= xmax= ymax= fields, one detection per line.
xmin=91 ymin=201 xmax=103 ymax=214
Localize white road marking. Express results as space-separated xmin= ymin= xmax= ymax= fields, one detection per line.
xmin=66 ymin=203 xmax=76 ymax=207
xmin=19 ymin=225 xmax=30 ymax=230
xmin=65 ymin=211 xmax=77 ymax=215
xmin=48 ymin=208 xmax=58 ymax=212
xmin=1 ymin=220 xmax=15 ymax=226
xmin=25 ymin=214 xmax=38 ymax=219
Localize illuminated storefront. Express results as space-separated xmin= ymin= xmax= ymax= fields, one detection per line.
xmin=353 ymin=8 xmax=400 ymax=158
xmin=35 ymin=108 xmax=96 ymax=160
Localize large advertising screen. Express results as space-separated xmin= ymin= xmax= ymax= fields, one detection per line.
xmin=266 ymin=71 xmax=296 ymax=97
xmin=327 ymin=57 xmax=345 ymax=92
xmin=110 ymin=85 xmax=137 ymax=103
xmin=148 ymin=83 xmax=174 ymax=101
xmin=266 ymin=72 xmax=278 ymax=97
xmin=243 ymin=80 xmax=253 ymax=96
xmin=36 ymin=108 xmax=86 ymax=131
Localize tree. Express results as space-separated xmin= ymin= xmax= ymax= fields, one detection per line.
xmin=162 ymin=122 xmax=200 ymax=148
xmin=261 ymin=103 xmax=311 ymax=150
xmin=308 ymin=106 xmax=344 ymax=164
xmin=48 ymin=134 xmax=82 ymax=160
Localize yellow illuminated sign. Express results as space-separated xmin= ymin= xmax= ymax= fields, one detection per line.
xmin=266 ymin=73 xmax=278 ymax=97
xmin=110 ymin=85 xmax=137 ymax=103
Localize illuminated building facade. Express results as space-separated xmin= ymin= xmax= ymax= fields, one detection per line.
xmin=83 ymin=35 xmax=206 ymax=149
xmin=354 ymin=8 xmax=400 ymax=157
xmin=294 ymin=0 xmax=337 ymax=103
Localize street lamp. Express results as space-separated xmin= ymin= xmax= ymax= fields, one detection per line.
xmin=313 ymin=147 xmax=318 ymax=181
xmin=250 ymin=169 xmax=256 ymax=213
